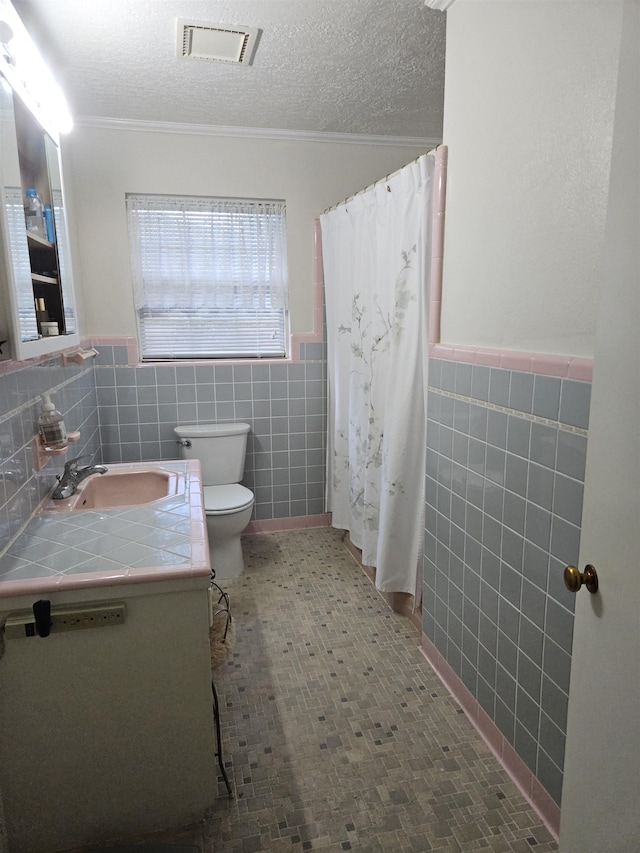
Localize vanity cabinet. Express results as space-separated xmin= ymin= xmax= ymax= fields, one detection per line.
xmin=0 ymin=461 xmax=217 ymax=852
xmin=0 ymin=580 xmax=218 ymax=853
xmin=0 ymin=69 xmax=79 ymax=360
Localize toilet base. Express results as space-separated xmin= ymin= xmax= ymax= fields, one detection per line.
xmin=205 ymin=501 xmax=253 ymax=580
xmin=209 ymin=534 xmax=246 ymax=580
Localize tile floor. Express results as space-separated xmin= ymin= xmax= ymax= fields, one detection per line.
xmin=76 ymin=527 xmax=557 ymax=853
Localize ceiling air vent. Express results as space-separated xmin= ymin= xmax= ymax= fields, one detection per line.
xmin=177 ymin=19 xmax=260 ymax=66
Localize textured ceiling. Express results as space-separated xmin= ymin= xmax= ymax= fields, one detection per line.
xmin=13 ymin=0 xmax=446 ymax=140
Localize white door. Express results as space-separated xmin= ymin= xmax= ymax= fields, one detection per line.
xmin=559 ymin=3 xmax=639 ymax=851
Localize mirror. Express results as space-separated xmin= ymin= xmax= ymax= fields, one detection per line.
xmin=0 ymin=76 xmax=79 ymax=359
xmin=0 ymin=81 xmax=39 ymax=345
xmin=44 ymin=135 xmax=76 ymax=334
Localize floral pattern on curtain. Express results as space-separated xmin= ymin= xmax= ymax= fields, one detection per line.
xmin=321 ymin=155 xmax=434 ymax=594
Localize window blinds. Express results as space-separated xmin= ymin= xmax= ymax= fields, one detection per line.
xmin=126 ymin=194 xmax=289 ymax=359
xmin=6 ymin=188 xmax=39 ymax=342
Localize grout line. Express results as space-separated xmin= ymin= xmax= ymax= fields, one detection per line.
xmin=428 ymin=386 xmax=588 ymax=436
xmin=0 ymin=367 xmax=95 ymax=425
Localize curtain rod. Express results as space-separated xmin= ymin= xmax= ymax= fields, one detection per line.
xmin=322 ymin=145 xmax=441 ymax=214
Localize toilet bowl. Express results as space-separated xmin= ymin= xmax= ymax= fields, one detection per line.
xmin=174 ymin=423 xmax=255 ymax=579
xmin=204 ymin=483 xmax=254 ymax=579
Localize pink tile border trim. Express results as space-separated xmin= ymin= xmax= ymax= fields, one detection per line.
xmin=419 ymin=632 xmax=561 ymax=839
xmin=0 ymin=562 xmax=210 ymax=599
xmin=244 ymin=513 xmax=332 ymax=534
xmin=428 ymin=343 xmax=593 ymax=381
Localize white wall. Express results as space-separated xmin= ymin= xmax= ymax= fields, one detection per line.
xmin=64 ymin=127 xmax=427 ymax=338
xmin=440 ymin=1 xmax=623 ymax=357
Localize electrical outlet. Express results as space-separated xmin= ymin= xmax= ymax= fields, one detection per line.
xmin=51 ymin=603 xmax=127 ymax=633
xmin=3 ymin=602 xmax=127 ymax=639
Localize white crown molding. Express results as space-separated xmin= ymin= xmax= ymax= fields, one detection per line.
xmin=424 ymin=0 xmax=457 ymax=10
xmin=74 ymin=116 xmax=440 ymax=149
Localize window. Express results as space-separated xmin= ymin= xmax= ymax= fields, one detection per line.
xmin=126 ymin=194 xmax=288 ymax=359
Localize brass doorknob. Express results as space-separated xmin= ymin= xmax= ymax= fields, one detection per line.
xmin=564 ymin=564 xmax=599 ymax=594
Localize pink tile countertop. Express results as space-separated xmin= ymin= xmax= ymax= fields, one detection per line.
xmin=0 ymin=460 xmax=210 ymax=600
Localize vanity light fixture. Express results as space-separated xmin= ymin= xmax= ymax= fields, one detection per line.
xmin=177 ymin=19 xmax=261 ymax=66
xmin=0 ymin=18 xmax=14 ymax=63
xmin=0 ymin=0 xmax=72 ymax=135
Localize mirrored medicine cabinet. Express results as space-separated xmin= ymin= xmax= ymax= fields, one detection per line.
xmin=0 ymin=71 xmax=79 ymax=361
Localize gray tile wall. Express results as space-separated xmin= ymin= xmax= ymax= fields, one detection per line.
xmin=0 ymin=360 xmax=101 ymax=554
xmin=94 ymin=342 xmax=328 ymax=521
xmin=422 ymin=358 xmax=591 ymax=805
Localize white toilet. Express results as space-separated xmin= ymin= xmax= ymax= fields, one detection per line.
xmin=174 ymin=422 xmax=254 ymax=579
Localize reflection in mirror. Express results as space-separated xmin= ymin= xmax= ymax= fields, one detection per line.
xmin=0 ymin=84 xmax=38 ymax=343
xmin=44 ymin=134 xmax=76 ymax=334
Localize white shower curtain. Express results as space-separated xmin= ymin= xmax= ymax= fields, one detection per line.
xmin=320 ymin=154 xmax=434 ymax=595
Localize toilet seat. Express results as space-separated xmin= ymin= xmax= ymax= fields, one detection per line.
xmin=203 ymin=484 xmax=254 ymax=516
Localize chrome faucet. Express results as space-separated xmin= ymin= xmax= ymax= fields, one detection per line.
xmin=51 ymin=457 xmax=108 ymax=500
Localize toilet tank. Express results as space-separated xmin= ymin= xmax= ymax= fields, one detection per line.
xmin=174 ymin=423 xmax=250 ymax=485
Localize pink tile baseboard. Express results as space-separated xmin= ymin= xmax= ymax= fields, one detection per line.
xmin=419 ymin=632 xmax=561 ymax=839
xmin=429 ymin=343 xmax=593 ymax=382
xmin=244 ymin=513 xmax=332 ymax=534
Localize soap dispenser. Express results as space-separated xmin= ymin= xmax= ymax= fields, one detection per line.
xmin=38 ymin=394 xmax=67 ymax=450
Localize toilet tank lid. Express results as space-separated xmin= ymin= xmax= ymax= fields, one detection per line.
xmin=174 ymin=423 xmax=250 ymax=439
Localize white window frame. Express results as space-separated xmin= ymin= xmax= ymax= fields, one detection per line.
xmin=126 ymin=193 xmax=289 ymax=360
